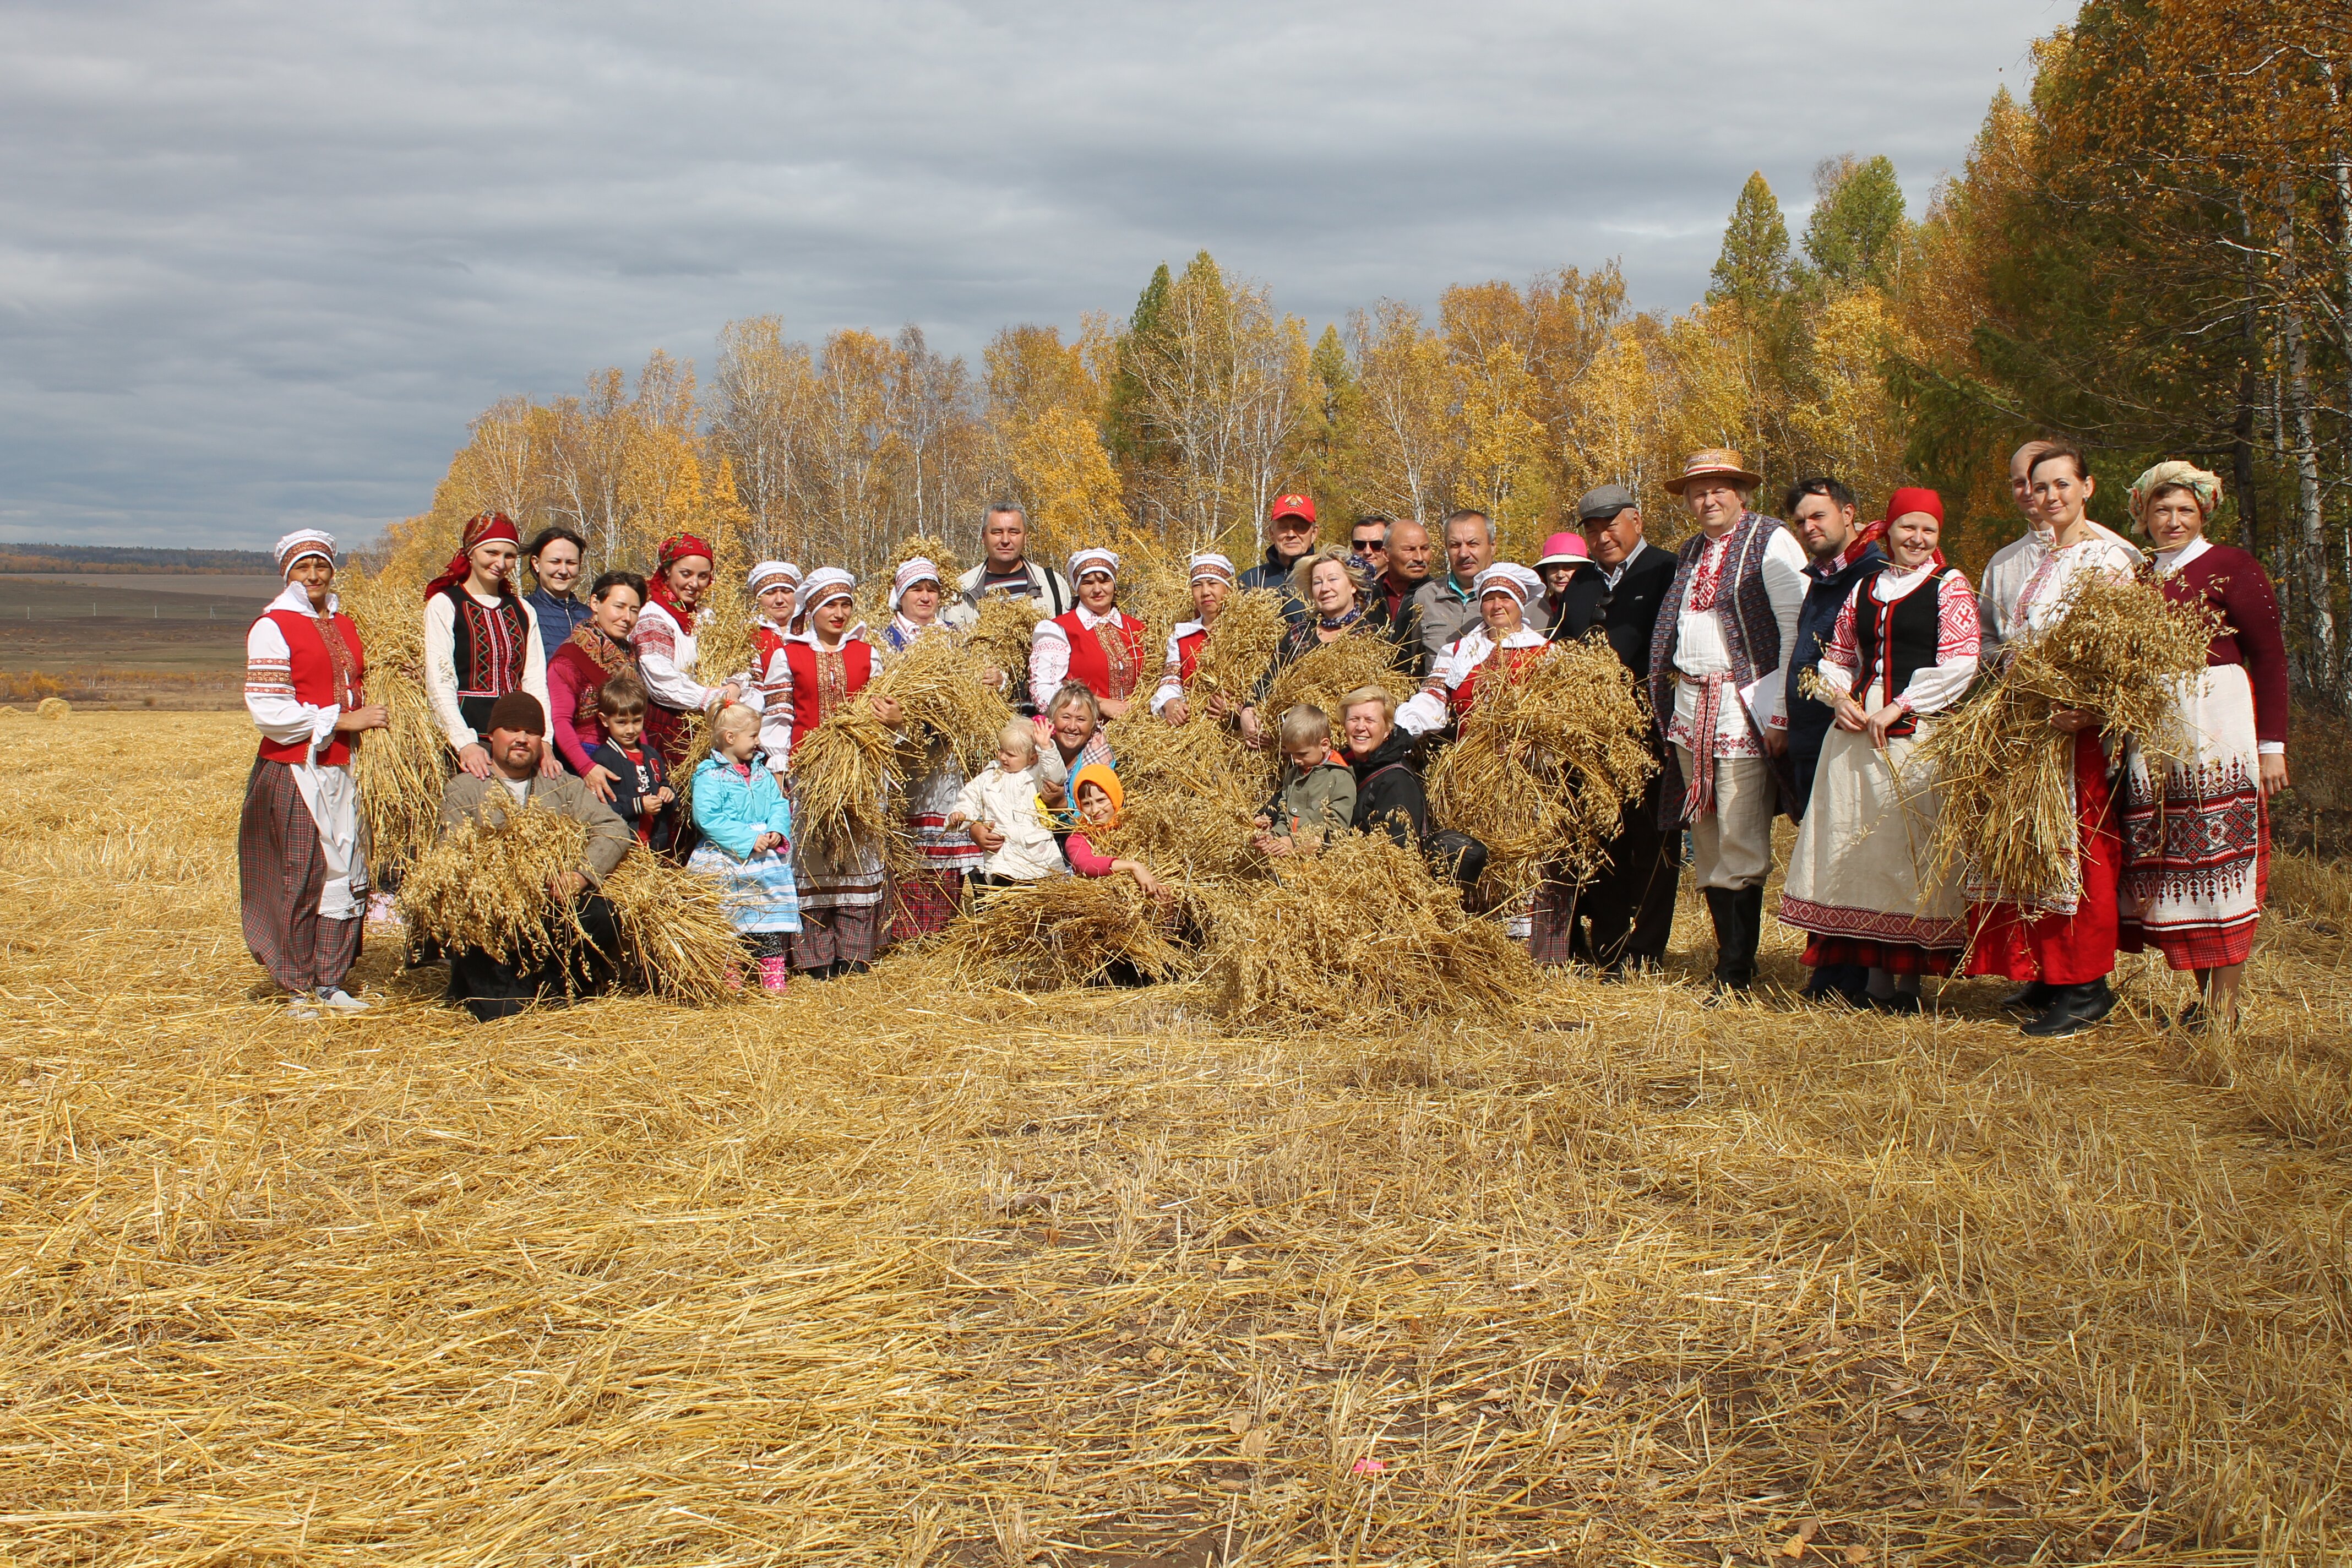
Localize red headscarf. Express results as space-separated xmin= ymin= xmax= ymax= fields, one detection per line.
xmin=1880 ymin=487 xmax=1947 ymax=569
xmin=422 ymin=512 xmax=522 ymax=601
xmin=645 ymin=532 xmax=716 ymax=622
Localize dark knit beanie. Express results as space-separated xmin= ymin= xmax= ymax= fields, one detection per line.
xmin=486 ymin=691 xmax=547 ymax=736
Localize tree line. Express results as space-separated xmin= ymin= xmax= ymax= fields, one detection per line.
xmin=392 ymin=0 xmax=2351 ymax=707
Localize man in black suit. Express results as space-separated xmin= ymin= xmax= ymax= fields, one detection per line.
xmin=1570 ymin=484 xmax=1681 ymax=974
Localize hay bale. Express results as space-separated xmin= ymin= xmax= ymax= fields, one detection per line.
xmin=1259 ymin=625 xmax=1417 ymax=732
xmin=36 ymin=696 xmax=69 ymax=720
xmin=1193 ymin=832 xmax=1536 ymax=1024
xmin=1426 ymin=636 xmax=1657 ymax=907
xmin=395 ymin=796 xmax=745 ymax=1004
xmin=937 ymin=875 xmax=1193 ymax=989
xmin=1917 ymin=574 xmax=2219 ymax=907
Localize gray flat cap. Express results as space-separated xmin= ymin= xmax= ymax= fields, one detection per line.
xmin=1575 ymin=483 xmax=1637 ymax=524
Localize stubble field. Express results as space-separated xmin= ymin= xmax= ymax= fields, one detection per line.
xmin=2 ymin=711 xmax=2347 ymax=1566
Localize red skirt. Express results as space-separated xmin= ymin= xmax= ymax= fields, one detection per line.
xmin=1963 ymin=731 xmax=2120 ymax=986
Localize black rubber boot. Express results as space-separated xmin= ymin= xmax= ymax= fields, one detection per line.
xmin=1732 ymin=886 xmax=1765 ymax=987
xmin=2020 ymin=977 xmax=2116 ymax=1037
xmin=1704 ymin=888 xmax=1755 ymax=994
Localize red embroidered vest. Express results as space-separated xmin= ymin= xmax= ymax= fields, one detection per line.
xmin=1450 ymin=642 xmax=1549 ymax=717
xmin=752 ymin=623 xmax=788 ymax=684
xmin=1174 ymin=627 xmax=1209 ymax=685
xmin=257 ymin=609 xmax=366 ymax=767
xmin=1054 ymin=609 xmax=1146 ymax=701
xmin=783 ymin=638 xmax=876 ymax=748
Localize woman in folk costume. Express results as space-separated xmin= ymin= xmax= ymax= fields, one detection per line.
xmin=241 ymin=530 xmax=386 ymax=1017
xmin=1238 ymin=549 xmax=1400 ymax=747
xmin=763 ymin=568 xmax=906 ymax=977
xmin=423 ymin=511 xmax=554 ymax=779
xmin=1030 ymin=547 xmax=1149 ymax=720
xmin=877 ymin=557 xmax=985 ymax=939
xmin=1777 ymin=490 xmax=1981 ymax=1012
xmin=546 ymin=570 xmax=647 ymax=787
xmin=1963 ymin=440 xmax=2146 ymax=1037
xmin=1396 ymin=564 xmax=1551 ymax=737
xmin=746 ymin=559 xmax=804 ymax=682
xmin=2116 ymin=461 xmax=2289 ymax=1030
xmin=630 ymin=532 xmax=746 ymax=772
xmin=1151 ymin=552 xmax=1237 ymax=725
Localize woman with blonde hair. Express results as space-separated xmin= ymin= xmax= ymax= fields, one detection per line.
xmin=1238 ymin=548 xmax=1402 ymax=747
xmin=2115 ymin=461 xmax=2288 ymax=1028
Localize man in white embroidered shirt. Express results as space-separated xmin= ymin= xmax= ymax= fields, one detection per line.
xmin=1646 ymin=448 xmax=1809 ymax=994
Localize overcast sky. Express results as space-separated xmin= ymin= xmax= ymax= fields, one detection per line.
xmin=0 ymin=1 xmax=2064 ymax=551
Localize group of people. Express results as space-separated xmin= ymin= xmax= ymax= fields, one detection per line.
xmin=237 ymin=437 xmax=2289 ymax=1033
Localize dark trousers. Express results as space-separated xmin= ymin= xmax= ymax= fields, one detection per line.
xmin=446 ymin=894 xmax=622 ymax=1022
xmin=1575 ymin=773 xmax=1681 ymax=969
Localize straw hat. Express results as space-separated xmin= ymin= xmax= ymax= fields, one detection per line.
xmin=1663 ymin=448 xmax=1762 ymax=496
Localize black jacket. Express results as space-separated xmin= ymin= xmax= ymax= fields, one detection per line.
xmin=1785 ymin=541 xmax=1886 ymax=816
xmin=587 ymin=737 xmax=677 ymax=854
xmin=1597 ymin=542 xmax=1677 ymax=680
xmin=1348 ymin=727 xmax=1428 ymax=847
xmin=1542 ymin=564 xmax=1610 ymax=645
xmin=1239 ymin=546 xmax=1310 ymax=625
xmin=1252 ymin=600 xmax=1413 ymax=705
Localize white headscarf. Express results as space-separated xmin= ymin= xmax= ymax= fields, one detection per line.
xmin=1188 ymin=552 xmax=1235 ymax=585
xmin=748 ymin=560 xmax=802 ymax=596
xmin=1067 ymin=547 xmax=1120 ymax=584
xmin=795 ymin=568 xmax=856 ymax=620
xmin=1472 ymin=563 xmax=1542 ymax=606
xmin=892 ymin=557 xmax=943 ymax=609
xmin=274 ymin=529 xmax=337 ymax=576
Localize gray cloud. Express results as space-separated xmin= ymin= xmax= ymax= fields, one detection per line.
xmin=0 ymin=0 xmax=2061 ymax=548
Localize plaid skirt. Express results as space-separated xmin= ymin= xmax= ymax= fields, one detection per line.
xmin=687 ymin=842 xmax=802 ymax=934
xmin=238 ymin=758 xmax=365 ymax=993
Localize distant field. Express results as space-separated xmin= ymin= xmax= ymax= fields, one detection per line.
xmin=0 ymin=573 xmax=285 ymax=704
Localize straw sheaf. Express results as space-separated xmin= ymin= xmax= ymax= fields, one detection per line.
xmin=1184 ymin=587 xmax=1288 ymax=707
xmin=336 ymin=562 xmax=451 ymax=877
xmin=870 ymin=625 xmax=1016 ymax=777
xmin=393 ymin=793 xmax=749 ymax=1004
xmin=1192 ymin=831 xmax=1536 ymax=1024
xmin=961 ymin=594 xmax=1046 ymax=694
xmin=1259 ymin=625 xmax=1418 ymax=735
xmin=8 ymin=711 xmax=2352 ymax=1563
xmin=1426 ymin=635 xmax=1658 ymax=907
xmin=1099 ymin=711 xmax=1278 ymax=875
xmin=786 ymin=697 xmax=902 ymax=865
xmin=1917 ymin=574 xmax=2222 ymax=908
xmin=934 ymin=874 xmax=1193 ymax=990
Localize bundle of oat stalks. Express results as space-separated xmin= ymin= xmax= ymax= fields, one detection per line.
xmin=1916 ymin=572 xmax=2220 ymax=909
xmin=960 ymin=595 xmax=1045 ymax=696
xmin=787 ymin=704 xmax=903 ymax=864
xmin=1184 ymin=589 xmax=1287 ymax=712
xmin=870 ymin=622 xmax=1016 ymax=776
xmin=1194 ymin=832 xmax=1536 ymax=1024
xmin=395 ymin=797 xmax=745 ymax=1004
xmin=935 ymin=875 xmax=1193 ymax=990
xmin=1427 ymin=635 xmax=1657 ymax=907
xmin=336 ymin=565 xmax=451 ymax=878
xmin=1259 ymin=625 xmax=1418 ymax=736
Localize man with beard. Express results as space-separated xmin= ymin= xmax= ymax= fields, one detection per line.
xmin=1781 ymin=475 xmax=1886 ymax=1005
xmin=433 ymin=693 xmax=635 ymax=1021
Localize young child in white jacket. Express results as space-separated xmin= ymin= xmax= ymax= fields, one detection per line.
xmin=945 ymin=721 xmax=1067 ymax=890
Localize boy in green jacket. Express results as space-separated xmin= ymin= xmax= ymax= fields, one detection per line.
xmin=1253 ymin=705 xmax=1359 ymax=859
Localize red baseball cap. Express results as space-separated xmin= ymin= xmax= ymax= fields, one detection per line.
xmin=1269 ymin=493 xmax=1316 ymax=524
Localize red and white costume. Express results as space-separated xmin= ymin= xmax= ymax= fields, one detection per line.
xmin=1777 ymin=561 xmax=1981 ymax=973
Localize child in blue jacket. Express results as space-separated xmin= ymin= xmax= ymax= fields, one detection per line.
xmin=687 ymin=703 xmax=799 ymax=993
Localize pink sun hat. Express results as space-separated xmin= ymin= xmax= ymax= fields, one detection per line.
xmin=1534 ymin=531 xmax=1591 ymax=568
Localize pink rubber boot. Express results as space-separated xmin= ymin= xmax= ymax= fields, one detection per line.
xmin=758 ymin=955 xmax=791 ymax=993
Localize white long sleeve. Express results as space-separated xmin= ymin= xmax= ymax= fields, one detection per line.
xmin=757 ymin=641 xmax=796 ymax=770
xmin=632 ymin=603 xmax=718 ymax=718
xmin=1028 ymin=617 xmax=1073 ymax=712
xmin=244 ymin=602 xmax=339 ymax=757
xmin=1748 ymin=525 xmax=1810 ymax=732
xmin=424 ymin=590 xmax=547 ymax=752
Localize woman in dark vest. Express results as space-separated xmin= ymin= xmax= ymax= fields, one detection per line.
xmin=241 ymin=530 xmax=386 ymax=1016
xmin=1028 ymin=547 xmax=1149 ymax=720
xmin=423 ymin=511 xmax=554 ymax=779
xmin=1777 ymin=489 xmax=1981 ymax=1011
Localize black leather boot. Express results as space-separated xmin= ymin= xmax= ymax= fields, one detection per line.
xmin=1703 ymin=888 xmax=1753 ymax=994
xmin=2020 ymin=977 xmax=2116 ymax=1037
xmin=1731 ymin=885 xmax=1765 ymax=988
xmin=2001 ymin=979 xmax=2055 ymax=1014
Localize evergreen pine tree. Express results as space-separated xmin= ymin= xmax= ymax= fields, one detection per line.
xmin=1801 ymin=154 xmax=1907 ymax=290
xmin=1706 ymin=172 xmax=1794 ymax=315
